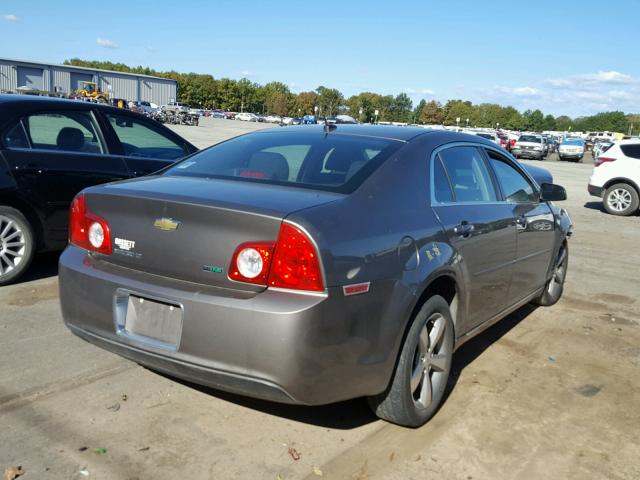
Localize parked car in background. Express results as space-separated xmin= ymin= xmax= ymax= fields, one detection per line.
xmin=211 ymin=110 xmax=226 ymax=118
xmin=470 ymin=131 xmax=499 ymax=145
xmin=236 ymin=112 xmax=258 ymax=122
xmin=0 ymin=95 xmax=197 ymax=284
xmin=588 ymin=140 xmax=640 ymax=216
xmin=558 ymin=138 xmax=585 ymax=162
xmin=163 ymin=102 xmax=190 ymax=114
xmin=593 ymin=140 xmax=614 ymax=159
xmin=189 ymin=108 xmax=205 ymax=116
xmin=59 ymin=125 xmax=571 ymax=428
xmin=496 ymin=132 xmax=510 ymax=150
xmin=512 ymin=134 xmax=546 ymax=160
xmin=302 ymin=115 xmax=317 ymax=124
xmin=224 ymin=111 xmax=237 ymax=120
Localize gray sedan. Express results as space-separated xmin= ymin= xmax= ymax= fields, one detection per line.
xmin=59 ymin=125 xmax=572 ymax=427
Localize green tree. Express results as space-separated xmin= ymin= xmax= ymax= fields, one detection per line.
xmin=417 ymin=100 xmax=444 ymax=124
xmin=542 ymin=114 xmax=557 ymax=131
xmin=389 ymin=93 xmax=413 ymax=123
xmin=316 ymin=86 xmax=344 ymax=116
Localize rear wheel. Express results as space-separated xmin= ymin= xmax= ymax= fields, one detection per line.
xmin=603 ymin=183 xmax=639 ymax=216
xmin=533 ymin=242 xmax=568 ymax=306
xmin=0 ymin=207 xmax=35 ymax=285
xmin=368 ymin=295 xmax=454 ymax=427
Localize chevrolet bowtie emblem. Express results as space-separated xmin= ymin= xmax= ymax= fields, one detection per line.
xmin=153 ymin=217 xmax=180 ymax=231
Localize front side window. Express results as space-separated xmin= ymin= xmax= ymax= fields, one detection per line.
xmin=24 ymin=111 xmax=104 ymax=153
xmin=486 ymin=150 xmax=537 ymax=203
xmin=166 ymin=132 xmax=402 ymax=193
xmin=436 ymin=146 xmax=497 ymax=203
xmin=106 ymin=113 xmax=186 ymax=160
xmin=2 ymin=121 xmax=30 ymax=149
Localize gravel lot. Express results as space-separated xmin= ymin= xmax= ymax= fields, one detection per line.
xmin=1 ymin=118 xmax=638 ymax=480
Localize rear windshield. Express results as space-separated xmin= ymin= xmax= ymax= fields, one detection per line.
xmin=165 ymin=131 xmax=403 ymax=193
xmin=562 ymin=139 xmax=584 ymax=146
xmin=519 ymin=135 xmax=541 ymax=143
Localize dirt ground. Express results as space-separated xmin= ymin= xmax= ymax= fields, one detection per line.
xmin=1 ymin=119 xmax=638 ymax=480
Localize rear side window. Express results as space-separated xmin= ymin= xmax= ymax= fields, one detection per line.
xmin=24 ymin=111 xmax=104 ymax=153
xmin=166 ymin=132 xmax=403 ymax=193
xmin=620 ymin=144 xmax=640 ymax=159
xmin=436 ymin=146 xmax=497 ymax=203
xmin=106 ymin=113 xmax=186 ymax=160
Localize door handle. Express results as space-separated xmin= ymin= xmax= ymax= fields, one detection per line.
xmin=453 ymin=221 xmax=474 ymax=238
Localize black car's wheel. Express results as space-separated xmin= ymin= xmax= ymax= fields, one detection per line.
xmin=533 ymin=242 xmax=568 ymax=307
xmin=603 ymin=183 xmax=639 ymax=216
xmin=368 ymin=295 xmax=454 ymax=428
xmin=0 ymin=206 xmax=35 ymax=285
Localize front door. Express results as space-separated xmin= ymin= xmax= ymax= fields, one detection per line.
xmin=483 ymin=148 xmax=557 ymax=301
xmin=431 ymin=145 xmax=517 ymax=332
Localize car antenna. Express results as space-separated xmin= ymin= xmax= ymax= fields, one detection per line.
xmin=324 ymin=122 xmax=337 ymax=133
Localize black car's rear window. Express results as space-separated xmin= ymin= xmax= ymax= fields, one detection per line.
xmin=165 ymin=131 xmax=403 ymax=193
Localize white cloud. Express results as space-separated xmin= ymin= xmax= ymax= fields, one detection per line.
xmin=499 ymin=86 xmax=541 ymax=97
xmin=547 ymin=70 xmax=636 ymax=89
xmin=96 ymin=37 xmax=118 ymax=49
xmin=404 ymin=87 xmax=435 ymax=96
xmin=2 ymin=14 xmax=18 ymax=22
xmin=240 ymin=70 xmax=255 ymax=78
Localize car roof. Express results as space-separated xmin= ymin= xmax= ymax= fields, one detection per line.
xmin=258 ymin=124 xmax=439 ymax=142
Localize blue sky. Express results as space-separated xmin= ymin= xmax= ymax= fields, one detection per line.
xmin=2 ymin=0 xmax=639 ymax=116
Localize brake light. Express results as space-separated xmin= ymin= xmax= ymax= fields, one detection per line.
xmin=228 ymin=242 xmax=275 ymax=285
xmin=595 ymin=156 xmax=616 ymax=167
xmin=69 ymin=194 xmax=112 ymax=254
xmin=268 ymin=223 xmax=324 ymax=292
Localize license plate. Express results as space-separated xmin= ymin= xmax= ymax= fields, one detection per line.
xmin=124 ymin=295 xmax=183 ymax=347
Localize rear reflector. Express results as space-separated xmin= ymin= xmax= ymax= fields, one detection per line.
xmin=595 ymin=156 xmax=616 ymax=167
xmin=343 ymin=282 xmax=370 ymax=296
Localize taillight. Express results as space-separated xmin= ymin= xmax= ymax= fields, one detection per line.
xmin=69 ymin=194 xmax=112 ymax=254
xmin=228 ymin=223 xmax=324 ymax=292
xmin=595 ymin=156 xmax=616 ymax=167
xmin=228 ymin=242 xmax=275 ymax=285
xmin=268 ymin=223 xmax=324 ymax=292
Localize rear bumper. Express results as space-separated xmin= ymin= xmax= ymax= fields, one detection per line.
xmin=59 ymin=246 xmax=398 ymax=405
xmin=559 ymin=153 xmax=584 ymax=160
xmin=588 ymin=184 xmax=604 ymax=197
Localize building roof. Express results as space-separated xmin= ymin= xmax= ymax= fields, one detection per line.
xmin=0 ymin=57 xmax=176 ymax=83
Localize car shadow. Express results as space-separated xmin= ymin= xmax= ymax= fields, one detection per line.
xmin=151 ymin=304 xmax=539 ymax=430
xmin=584 ymin=201 xmax=606 ymax=213
xmin=442 ymin=303 xmax=538 ymax=405
xmin=150 ymin=371 xmax=377 ymax=430
xmin=16 ymin=251 xmax=60 ymax=283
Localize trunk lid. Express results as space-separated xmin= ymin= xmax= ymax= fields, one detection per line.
xmin=84 ymin=175 xmax=342 ymax=290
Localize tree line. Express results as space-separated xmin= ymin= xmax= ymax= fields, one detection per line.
xmin=64 ymin=59 xmax=640 ymax=133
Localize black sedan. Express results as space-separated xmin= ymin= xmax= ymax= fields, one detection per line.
xmin=59 ymin=125 xmax=572 ymax=427
xmin=0 ymin=95 xmax=197 ymax=284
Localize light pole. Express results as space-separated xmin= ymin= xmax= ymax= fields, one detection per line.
xmin=456 ymin=117 xmax=460 ymax=129
xmin=314 ymin=105 xmax=318 ymax=121
xmin=359 ymin=108 xmax=363 ymax=123
xmin=496 ymin=122 xmax=500 ymax=130
xmin=466 ymin=118 xmax=469 ymax=127
xmin=374 ymin=109 xmax=379 ymax=124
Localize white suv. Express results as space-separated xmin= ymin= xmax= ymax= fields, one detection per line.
xmin=588 ymin=140 xmax=640 ymax=216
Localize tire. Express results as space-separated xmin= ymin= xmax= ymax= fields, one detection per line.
xmin=368 ymin=295 xmax=454 ymax=427
xmin=603 ymin=183 xmax=640 ymax=216
xmin=533 ymin=242 xmax=568 ymax=306
xmin=0 ymin=206 xmax=35 ymax=285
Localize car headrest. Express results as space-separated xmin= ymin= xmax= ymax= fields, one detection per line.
xmin=247 ymin=151 xmax=290 ymax=181
xmin=56 ymin=127 xmax=85 ymax=151
xmin=325 ymin=146 xmax=363 ymax=172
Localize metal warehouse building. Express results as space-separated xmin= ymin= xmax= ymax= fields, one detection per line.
xmin=0 ymin=58 xmax=177 ymax=106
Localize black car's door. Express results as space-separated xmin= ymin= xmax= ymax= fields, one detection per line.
xmin=430 ymin=145 xmax=517 ymax=332
xmin=483 ymin=148 xmax=556 ymax=302
xmin=1 ymin=110 xmax=130 ymax=245
xmin=98 ymin=111 xmax=193 ymax=176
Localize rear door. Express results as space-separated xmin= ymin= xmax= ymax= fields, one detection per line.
xmin=1 ymin=109 xmax=130 ymax=244
xmin=100 ymin=111 xmax=194 ymax=176
xmin=431 ymin=144 xmax=517 ymax=331
xmin=483 ymin=148 xmax=556 ymax=301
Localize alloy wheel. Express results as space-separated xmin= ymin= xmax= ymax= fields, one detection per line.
xmin=410 ymin=313 xmax=450 ymax=409
xmin=547 ymin=245 xmax=567 ymax=298
xmin=0 ymin=215 xmax=26 ymax=278
xmin=607 ymin=188 xmax=632 ymax=212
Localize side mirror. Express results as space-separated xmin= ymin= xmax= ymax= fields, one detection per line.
xmin=540 ymin=183 xmax=567 ymax=201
